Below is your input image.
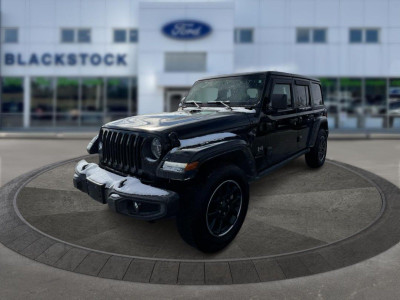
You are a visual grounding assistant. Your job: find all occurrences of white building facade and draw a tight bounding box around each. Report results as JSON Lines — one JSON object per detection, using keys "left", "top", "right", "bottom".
{"left": 1, "top": 0, "right": 400, "bottom": 130}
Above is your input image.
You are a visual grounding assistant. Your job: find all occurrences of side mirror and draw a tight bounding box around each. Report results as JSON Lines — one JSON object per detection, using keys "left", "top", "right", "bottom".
{"left": 270, "top": 94, "right": 287, "bottom": 110}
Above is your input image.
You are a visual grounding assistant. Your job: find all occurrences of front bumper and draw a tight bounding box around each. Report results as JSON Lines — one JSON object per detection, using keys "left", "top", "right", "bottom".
{"left": 73, "top": 160, "right": 179, "bottom": 221}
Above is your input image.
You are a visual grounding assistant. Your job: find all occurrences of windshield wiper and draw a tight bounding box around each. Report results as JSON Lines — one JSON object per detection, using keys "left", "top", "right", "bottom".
{"left": 185, "top": 100, "right": 202, "bottom": 109}
{"left": 207, "top": 101, "right": 233, "bottom": 111}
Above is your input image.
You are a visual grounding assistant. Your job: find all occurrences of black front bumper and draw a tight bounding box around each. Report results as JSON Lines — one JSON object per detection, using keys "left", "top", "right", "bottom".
{"left": 73, "top": 160, "right": 179, "bottom": 221}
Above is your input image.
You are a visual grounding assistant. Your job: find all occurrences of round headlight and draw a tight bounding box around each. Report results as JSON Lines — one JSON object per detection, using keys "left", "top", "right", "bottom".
{"left": 151, "top": 138, "right": 162, "bottom": 159}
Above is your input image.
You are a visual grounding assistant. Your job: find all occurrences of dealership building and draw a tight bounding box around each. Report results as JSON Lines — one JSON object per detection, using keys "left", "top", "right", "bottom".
{"left": 1, "top": 0, "right": 400, "bottom": 130}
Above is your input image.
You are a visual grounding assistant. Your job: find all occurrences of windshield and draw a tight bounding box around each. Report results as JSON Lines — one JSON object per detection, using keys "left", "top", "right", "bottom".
{"left": 184, "top": 74, "right": 266, "bottom": 107}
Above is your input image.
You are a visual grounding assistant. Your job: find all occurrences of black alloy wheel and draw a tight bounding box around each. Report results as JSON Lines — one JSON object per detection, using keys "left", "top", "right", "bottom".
{"left": 318, "top": 135, "right": 327, "bottom": 162}
{"left": 206, "top": 180, "right": 243, "bottom": 237}
{"left": 305, "top": 128, "right": 328, "bottom": 168}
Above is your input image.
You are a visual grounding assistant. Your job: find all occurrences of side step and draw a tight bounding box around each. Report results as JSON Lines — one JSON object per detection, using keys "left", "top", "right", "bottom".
{"left": 253, "top": 149, "right": 310, "bottom": 181}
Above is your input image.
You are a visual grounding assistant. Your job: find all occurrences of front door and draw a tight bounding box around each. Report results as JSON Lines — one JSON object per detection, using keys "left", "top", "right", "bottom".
{"left": 165, "top": 90, "right": 189, "bottom": 112}
{"left": 264, "top": 78, "right": 299, "bottom": 166}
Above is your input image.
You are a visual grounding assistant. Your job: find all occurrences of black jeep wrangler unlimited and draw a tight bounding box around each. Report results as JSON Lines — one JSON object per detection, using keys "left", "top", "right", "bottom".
{"left": 73, "top": 71, "right": 328, "bottom": 253}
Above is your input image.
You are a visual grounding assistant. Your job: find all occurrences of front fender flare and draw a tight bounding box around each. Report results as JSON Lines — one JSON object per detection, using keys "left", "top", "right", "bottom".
{"left": 156, "top": 139, "right": 256, "bottom": 181}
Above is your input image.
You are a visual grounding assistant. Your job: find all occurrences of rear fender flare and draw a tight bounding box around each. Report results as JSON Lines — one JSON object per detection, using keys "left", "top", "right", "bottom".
{"left": 308, "top": 117, "right": 329, "bottom": 148}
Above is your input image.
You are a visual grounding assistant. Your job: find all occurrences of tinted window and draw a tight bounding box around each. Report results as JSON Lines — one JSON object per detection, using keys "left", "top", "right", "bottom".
{"left": 234, "top": 29, "right": 253, "bottom": 43}
{"left": 107, "top": 78, "right": 129, "bottom": 113}
{"left": 114, "top": 29, "right": 126, "bottom": 42}
{"left": 1, "top": 77, "right": 23, "bottom": 113}
{"left": 295, "top": 85, "right": 310, "bottom": 107}
{"left": 296, "top": 28, "right": 310, "bottom": 43}
{"left": 82, "top": 78, "right": 104, "bottom": 112}
{"left": 4, "top": 28, "right": 18, "bottom": 43}
{"left": 129, "top": 29, "right": 138, "bottom": 43}
{"left": 31, "top": 77, "right": 54, "bottom": 113}
{"left": 350, "top": 29, "right": 362, "bottom": 43}
{"left": 272, "top": 84, "right": 292, "bottom": 108}
{"left": 366, "top": 29, "right": 378, "bottom": 43}
{"left": 313, "top": 29, "right": 326, "bottom": 43}
{"left": 56, "top": 77, "right": 79, "bottom": 113}
{"left": 61, "top": 29, "right": 74, "bottom": 42}
{"left": 311, "top": 83, "right": 323, "bottom": 105}
{"left": 78, "top": 29, "right": 91, "bottom": 43}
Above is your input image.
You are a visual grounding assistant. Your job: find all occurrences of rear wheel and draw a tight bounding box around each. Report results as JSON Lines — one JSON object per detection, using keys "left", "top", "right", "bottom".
{"left": 305, "top": 128, "right": 327, "bottom": 168}
{"left": 176, "top": 165, "right": 249, "bottom": 253}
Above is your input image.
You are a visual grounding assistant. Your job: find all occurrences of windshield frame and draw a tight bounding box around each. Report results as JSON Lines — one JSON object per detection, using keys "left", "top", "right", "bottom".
{"left": 182, "top": 73, "right": 267, "bottom": 110}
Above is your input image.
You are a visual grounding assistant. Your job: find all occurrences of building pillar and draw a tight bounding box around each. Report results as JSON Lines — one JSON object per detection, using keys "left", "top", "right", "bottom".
{"left": 23, "top": 76, "right": 30, "bottom": 128}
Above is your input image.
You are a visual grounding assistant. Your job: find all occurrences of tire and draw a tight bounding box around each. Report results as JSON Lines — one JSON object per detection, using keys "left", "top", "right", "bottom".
{"left": 305, "top": 128, "right": 328, "bottom": 168}
{"left": 176, "top": 164, "right": 249, "bottom": 253}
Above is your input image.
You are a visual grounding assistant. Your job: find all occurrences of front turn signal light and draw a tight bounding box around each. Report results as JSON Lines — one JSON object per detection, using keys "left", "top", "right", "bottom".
{"left": 184, "top": 161, "right": 199, "bottom": 171}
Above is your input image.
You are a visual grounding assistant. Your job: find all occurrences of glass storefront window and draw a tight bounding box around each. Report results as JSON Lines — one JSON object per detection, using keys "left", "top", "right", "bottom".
{"left": 339, "top": 78, "right": 362, "bottom": 128}
{"left": 82, "top": 78, "right": 103, "bottom": 112}
{"left": 319, "top": 78, "right": 338, "bottom": 128}
{"left": 365, "top": 78, "right": 386, "bottom": 129}
{"left": 389, "top": 78, "right": 400, "bottom": 129}
{"left": 0, "top": 76, "right": 139, "bottom": 129}
{"left": 1, "top": 77, "right": 23, "bottom": 113}
{"left": 1, "top": 77, "right": 24, "bottom": 128}
{"left": 56, "top": 77, "right": 79, "bottom": 126}
{"left": 81, "top": 78, "right": 104, "bottom": 126}
{"left": 107, "top": 77, "right": 128, "bottom": 114}
{"left": 31, "top": 77, "right": 54, "bottom": 127}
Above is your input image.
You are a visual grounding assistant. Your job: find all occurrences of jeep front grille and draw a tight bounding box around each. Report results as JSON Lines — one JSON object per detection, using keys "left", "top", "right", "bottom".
{"left": 99, "top": 129, "right": 142, "bottom": 175}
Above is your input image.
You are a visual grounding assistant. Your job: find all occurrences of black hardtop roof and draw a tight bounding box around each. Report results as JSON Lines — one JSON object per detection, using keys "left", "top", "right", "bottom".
{"left": 199, "top": 71, "right": 320, "bottom": 83}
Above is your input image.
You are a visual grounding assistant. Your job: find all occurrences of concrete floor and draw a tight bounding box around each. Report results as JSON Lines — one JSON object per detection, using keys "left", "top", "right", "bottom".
{"left": 0, "top": 139, "right": 400, "bottom": 298}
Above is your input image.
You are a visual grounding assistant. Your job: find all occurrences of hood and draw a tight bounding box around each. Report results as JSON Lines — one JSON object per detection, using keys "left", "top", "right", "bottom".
{"left": 103, "top": 109, "right": 253, "bottom": 139}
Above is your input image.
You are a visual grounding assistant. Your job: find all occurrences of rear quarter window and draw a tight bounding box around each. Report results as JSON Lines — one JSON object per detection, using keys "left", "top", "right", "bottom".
{"left": 311, "top": 83, "right": 323, "bottom": 105}
{"left": 295, "top": 85, "right": 310, "bottom": 107}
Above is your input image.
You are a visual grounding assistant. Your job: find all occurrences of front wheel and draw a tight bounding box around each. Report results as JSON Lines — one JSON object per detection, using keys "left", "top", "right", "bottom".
{"left": 305, "top": 128, "right": 328, "bottom": 168}
{"left": 176, "top": 165, "right": 249, "bottom": 253}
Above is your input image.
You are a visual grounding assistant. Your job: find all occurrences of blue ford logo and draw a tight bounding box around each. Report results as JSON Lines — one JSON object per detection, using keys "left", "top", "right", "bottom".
{"left": 162, "top": 20, "right": 212, "bottom": 40}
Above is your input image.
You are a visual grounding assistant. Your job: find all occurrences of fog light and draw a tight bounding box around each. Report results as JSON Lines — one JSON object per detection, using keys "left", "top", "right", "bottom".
{"left": 134, "top": 202, "right": 139, "bottom": 212}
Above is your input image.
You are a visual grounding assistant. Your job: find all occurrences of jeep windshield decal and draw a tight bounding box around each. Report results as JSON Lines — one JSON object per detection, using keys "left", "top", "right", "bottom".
{"left": 184, "top": 74, "right": 266, "bottom": 108}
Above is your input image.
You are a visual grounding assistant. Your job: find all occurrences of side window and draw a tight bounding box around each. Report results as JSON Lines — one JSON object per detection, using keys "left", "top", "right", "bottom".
{"left": 295, "top": 85, "right": 310, "bottom": 107}
{"left": 271, "top": 84, "right": 292, "bottom": 108}
{"left": 311, "top": 83, "right": 323, "bottom": 105}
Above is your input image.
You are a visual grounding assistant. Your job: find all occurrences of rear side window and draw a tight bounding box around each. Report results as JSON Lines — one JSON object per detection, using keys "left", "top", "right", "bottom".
{"left": 271, "top": 84, "right": 292, "bottom": 108}
{"left": 295, "top": 85, "right": 310, "bottom": 107}
{"left": 311, "top": 83, "right": 323, "bottom": 105}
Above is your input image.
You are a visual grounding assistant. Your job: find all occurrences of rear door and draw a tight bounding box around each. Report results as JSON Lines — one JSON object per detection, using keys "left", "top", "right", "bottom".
{"left": 293, "top": 80, "right": 313, "bottom": 150}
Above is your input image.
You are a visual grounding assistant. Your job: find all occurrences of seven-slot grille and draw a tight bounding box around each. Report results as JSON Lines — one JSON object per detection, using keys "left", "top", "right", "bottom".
{"left": 99, "top": 128, "right": 142, "bottom": 175}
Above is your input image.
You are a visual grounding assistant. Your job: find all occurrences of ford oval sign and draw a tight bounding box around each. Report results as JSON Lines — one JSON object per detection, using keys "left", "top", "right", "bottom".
{"left": 162, "top": 20, "right": 212, "bottom": 40}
